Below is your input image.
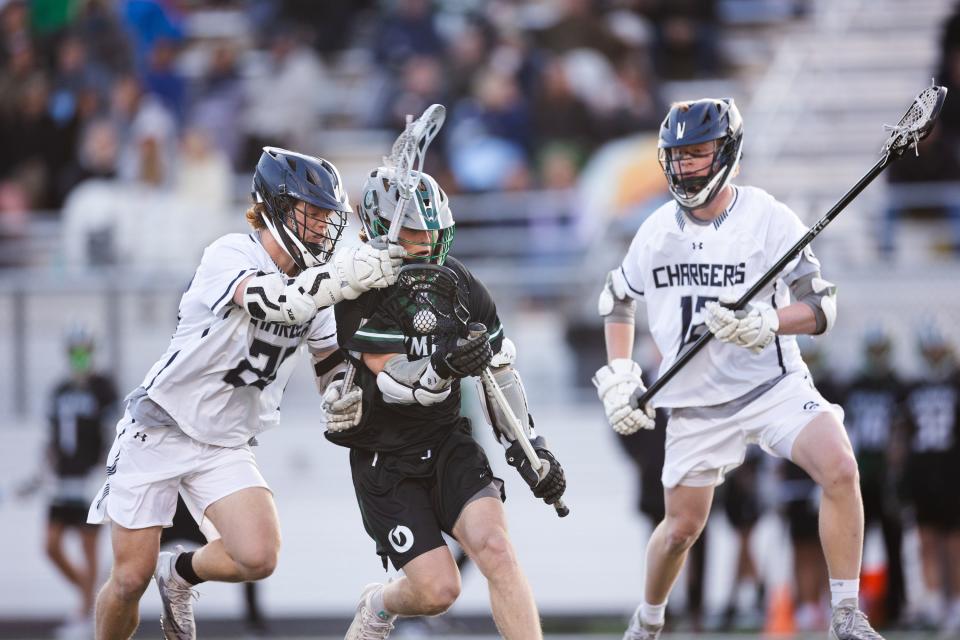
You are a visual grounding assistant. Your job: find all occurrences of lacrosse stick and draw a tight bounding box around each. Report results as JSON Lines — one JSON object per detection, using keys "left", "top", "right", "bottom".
{"left": 472, "top": 332, "right": 571, "bottom": 518}
{"left": 631, "top": 84, "right": 947, "bottom": 412}
{"left": 337, "top": 105, "right": 447, "bottom": 394}
{"left": 384, "top": 264, "right": 569, "bottom": 517}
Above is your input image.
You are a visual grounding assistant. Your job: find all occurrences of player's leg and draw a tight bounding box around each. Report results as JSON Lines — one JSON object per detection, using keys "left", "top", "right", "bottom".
{"left": 944, "top": 529, "right": 960, "bottom": 631}
{"left": 644, "top": 483, "right": 715, "bottom": 608}
{"left": 45, "top": 518, "right": 85, "bottom": 592}
{"left": 344, "top": 447, "right": 454, "bottom": 639}
{"left": 150, "top": 445, "right": 273, "bottom": 639}
{"left": 790, "top": 413, "right": 863, "bottom": 585}
{"left": 790, "top": 412, "right": 887, "bottom": 638}
{"left": 384, "top": 546, "right": 462, "bottom": 615}
{"left": 453, "top": 495, "right": 542, "bottom": 640}
{"left": 917, "top": 526, "right": 945, "bottom": 625}
{"left": 94, "top": 524, "right": 162, "bottom": 640}
{"left": 191, "top": 487, "right": 280, "bottom": 582}
{"left": 79, "top": 524, "right": 101, "bottom": 616}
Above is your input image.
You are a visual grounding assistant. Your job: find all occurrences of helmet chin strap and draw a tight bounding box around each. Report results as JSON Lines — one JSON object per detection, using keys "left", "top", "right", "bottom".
{"left": 258, "top": 212, "right": 315, "bottom": 273}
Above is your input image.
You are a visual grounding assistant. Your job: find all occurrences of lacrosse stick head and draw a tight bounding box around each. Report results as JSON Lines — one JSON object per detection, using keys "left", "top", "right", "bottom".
{"left": 882, "top": 85, "right": 947, "bottom": 158}
{"left": 359, "top": 166, "right": 455, "bottom": 264}
{"left": 382, "top": 104, "right": 446, "bottom": 243}
{"left": 382, "top": 264, "right": 470, "bottom": 352}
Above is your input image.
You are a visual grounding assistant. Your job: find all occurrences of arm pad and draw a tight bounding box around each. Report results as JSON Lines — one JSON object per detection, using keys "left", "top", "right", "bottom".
{"left": 377, "top": 354, "right": 452, "bottom": 406}
{"left": 242, "top": 273, "right": 318, "bottom": 325}
{"left": 477, "top": 365, "right": 534, "bottom": 445}
{"left": 790, "top": 272, "right": 837, "bottom": 334}
{"left": 312, "top": 350, "right": 347, "bottom": 395}
{"left": 598, "top": 268, "right": 637, "bottom": 323}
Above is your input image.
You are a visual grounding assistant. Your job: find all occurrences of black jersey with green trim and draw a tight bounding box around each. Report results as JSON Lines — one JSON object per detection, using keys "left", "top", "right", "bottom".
{"left": 327, "top": 256, "right": 503, "bottom": 453}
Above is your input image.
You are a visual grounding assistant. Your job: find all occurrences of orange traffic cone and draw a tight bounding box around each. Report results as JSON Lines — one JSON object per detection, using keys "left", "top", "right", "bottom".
{"left": 764, "top": 583, "right": 797, "bottom": 635}
{"left": 860, "top": 566, "right": 888, "bottom": 627}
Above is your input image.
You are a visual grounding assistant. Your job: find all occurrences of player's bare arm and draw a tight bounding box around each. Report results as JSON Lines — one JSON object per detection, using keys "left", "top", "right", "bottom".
{"left": 594, "top": 267, "right": 655, "bottom": 434}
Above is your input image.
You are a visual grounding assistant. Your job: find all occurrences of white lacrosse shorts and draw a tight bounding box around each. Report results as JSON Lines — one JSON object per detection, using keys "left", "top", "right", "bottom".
{"left": 87, "top": 410, "right": 269, "bottom": 539}
{"left": 662, "top": 370, "right": 844, "bottom": 489}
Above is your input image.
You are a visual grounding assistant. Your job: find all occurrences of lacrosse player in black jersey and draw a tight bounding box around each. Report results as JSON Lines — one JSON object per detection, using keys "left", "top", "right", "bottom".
{"left": 321, "top": 166, "right": 567, "bottom": 640}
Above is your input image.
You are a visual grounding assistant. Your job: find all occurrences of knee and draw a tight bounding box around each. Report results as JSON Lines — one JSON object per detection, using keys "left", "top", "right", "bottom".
{"left": 819, "top": 453, "right": 860, "bottom": 495}
{"left": 470, "top": 529, "right": 519, "bottom": 579}
{"left": 663, "top": 517, "right": 704, "bottom": 555}
{"left": 111, "top": 563, "right": 154, "bottom": 602}
{"left": 417, "top": 576, "right": 461, "bottom": 615}
{"left": 235, "top": 545, "right": 279, "bottom": 581}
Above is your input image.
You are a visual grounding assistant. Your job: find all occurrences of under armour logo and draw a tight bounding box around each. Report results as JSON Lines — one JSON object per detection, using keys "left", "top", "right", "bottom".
{"left": 132, "top": 431, "right": 147, "bottom": 442}
{"left": 677, "top": 122, "right": 686, "bottom": 139}
{"left": 803, "top": 401, "right": 820, "bottom": 411}
{"left": 389, "top": 525, "right": 414, "bottom": 553}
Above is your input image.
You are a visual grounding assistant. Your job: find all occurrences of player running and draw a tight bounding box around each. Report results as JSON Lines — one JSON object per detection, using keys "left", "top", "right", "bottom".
{"left": 87, "top": 147, "right": 403, "bottom": 640}
{"left": 321, "top": 166, "right": 567, "bottom": 640}
{"left": 594, "top": 98, "right": 884, "bottom": 640}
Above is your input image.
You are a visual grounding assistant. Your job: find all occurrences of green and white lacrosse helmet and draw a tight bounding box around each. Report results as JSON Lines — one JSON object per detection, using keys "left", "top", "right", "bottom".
{"left": 359, "top": 166, "right": 455, "bottom": 265}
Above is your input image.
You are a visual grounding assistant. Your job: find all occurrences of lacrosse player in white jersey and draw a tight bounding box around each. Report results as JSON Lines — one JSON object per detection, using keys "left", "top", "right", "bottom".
{"left": 595, "top": 99, "right": 885, "bottom": 640}
{"left": 87, "top": 147, "right": 404, "bottom": 640}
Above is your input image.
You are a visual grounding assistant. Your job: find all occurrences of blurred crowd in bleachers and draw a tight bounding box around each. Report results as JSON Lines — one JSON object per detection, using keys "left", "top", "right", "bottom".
{"left": 0, "top": 0, "right": 781, "bottom": 269}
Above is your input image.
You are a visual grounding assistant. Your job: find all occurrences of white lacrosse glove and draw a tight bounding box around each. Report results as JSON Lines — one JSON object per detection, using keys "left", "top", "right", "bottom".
{"left": 377, "top": 356, "right": 452, "bottom": 406}
{"left": 592, "top": 359, "right": 656, "bottom": 435}
{"left": 704, "top": 296, "right": 780, "bottom": 354}
{"left": 336, "top": 241, "right": 405, "bottom": 299}
{"left": 322, "top": 382, "right": 363, "bottom": 432}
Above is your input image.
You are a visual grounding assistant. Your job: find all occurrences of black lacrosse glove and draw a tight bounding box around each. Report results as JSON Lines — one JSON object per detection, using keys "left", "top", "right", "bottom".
{"left": 430, "top": 330, "right": 492, "bottom": 379}
{"left": 505, "top": 436, "right": 567, "bottom": 505}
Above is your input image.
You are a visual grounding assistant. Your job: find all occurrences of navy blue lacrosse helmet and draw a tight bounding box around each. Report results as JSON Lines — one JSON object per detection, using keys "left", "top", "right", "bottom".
{"left": 252, "top": 147, "right": 352, "bottom": 270}
{"left": 658, "top": 98, "right": 743, "bottom": 210}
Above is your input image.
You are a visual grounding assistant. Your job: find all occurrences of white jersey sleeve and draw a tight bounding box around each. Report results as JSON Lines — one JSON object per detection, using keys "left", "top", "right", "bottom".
{"left": 619, "top": 231, "right": 649, "bottom": 300}
{"left": 194, "top": 235, "right": 263, "bottom": 317}
{"left": 139, "top": 233, "right": 322, "bottom": 446}
{"left": 306, "top": 307, "right": 338, "bottom": 355}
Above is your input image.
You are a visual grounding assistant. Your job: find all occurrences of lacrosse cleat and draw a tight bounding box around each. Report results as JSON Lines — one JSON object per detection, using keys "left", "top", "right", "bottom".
{"left": 154, "top": 546, "right": 197, "bottom": 640}
{"left": 345, "top": 583, "right": 396, "bottom": 640}
{"left": 623, "top": 608, "right": 664, "bottom": 640}
{"left": 829, "top": 600, "right": 885, "bottom": 640}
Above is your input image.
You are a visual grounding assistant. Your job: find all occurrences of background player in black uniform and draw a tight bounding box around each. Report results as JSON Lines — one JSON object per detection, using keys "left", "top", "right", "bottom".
{"left": 321, "top": 166, "right": 567, "bottom": 640}
{"left": 901, "top": 321, "right": 960, "bottom": 632}
{"left": 842, "top": 327, "right": 907, "bottom": 627}
{"left": 37, "top": 326, "right": 117, "bottom": 635}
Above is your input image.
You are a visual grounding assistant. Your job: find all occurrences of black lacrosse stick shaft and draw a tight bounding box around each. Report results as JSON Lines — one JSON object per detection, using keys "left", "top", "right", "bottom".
{"left": 633, "top": 155, "right": 890, "bottom": 410}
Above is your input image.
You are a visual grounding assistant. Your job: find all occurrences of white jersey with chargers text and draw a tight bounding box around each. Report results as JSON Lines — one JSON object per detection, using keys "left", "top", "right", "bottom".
{"left": 140, "top": 233, "right": 337, "bottom": 447}
{"left": 620, "top": 185, "right": 819, "bottom": 409}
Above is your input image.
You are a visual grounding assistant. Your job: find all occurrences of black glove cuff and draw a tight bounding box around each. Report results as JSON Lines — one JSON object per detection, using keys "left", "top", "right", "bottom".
{"left": 430, "top": 350, "right": 454, "bottom": 379}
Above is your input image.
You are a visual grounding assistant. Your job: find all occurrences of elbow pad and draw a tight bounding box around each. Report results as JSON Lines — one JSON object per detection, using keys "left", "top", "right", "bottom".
{"left": 477, "top": 365, "right": 533, "bottom": 445}
{"left": 598, "top": 268, "right": 636, "bottom": 323}
{"left": 242, "top": 273, "right": 319, "bottom": 325}
{"left": 790, "top": 273, "right": 838, "bottom": 334}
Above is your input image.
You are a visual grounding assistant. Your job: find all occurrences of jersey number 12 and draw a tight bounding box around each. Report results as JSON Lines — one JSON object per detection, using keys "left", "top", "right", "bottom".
{"left": 678, "top": 295, "right": 718, "bottom": 355}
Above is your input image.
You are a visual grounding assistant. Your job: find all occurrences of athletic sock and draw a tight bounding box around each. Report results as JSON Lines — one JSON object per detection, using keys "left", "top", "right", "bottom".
{"left": 640, "top": 600, "right": 667, "bottom": 626}
{"left": 829, "top": 578, "right": 859, "bottom": 608}
{"left": 369, "top": 584, "right": 395, "bottom": 621}
{"left": 175, "top": 551, "right": 206, "bottom": 586}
